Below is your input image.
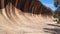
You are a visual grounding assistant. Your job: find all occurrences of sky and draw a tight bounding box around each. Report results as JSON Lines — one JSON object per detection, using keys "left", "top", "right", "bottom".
{"left": 40, "top": 0, "right": 57, "bottom": 11}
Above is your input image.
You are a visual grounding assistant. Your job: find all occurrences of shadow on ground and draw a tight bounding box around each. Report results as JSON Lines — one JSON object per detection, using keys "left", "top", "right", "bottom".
{"left": 43, "top": 24, "right": 60, "bottom": 34}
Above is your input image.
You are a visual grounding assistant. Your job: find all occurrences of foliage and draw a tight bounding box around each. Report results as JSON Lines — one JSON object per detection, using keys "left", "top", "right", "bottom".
{"left": 54, "top": 11, "right": 60, "bottom": 23}
{"left": 54, "top": 11, "right": 60, "bottom": 18}
{"left": 54, "top": 0, "right": 60, "bottom": 23}
{"left": 54, "top": 0, "right": 60, "bottom": 7}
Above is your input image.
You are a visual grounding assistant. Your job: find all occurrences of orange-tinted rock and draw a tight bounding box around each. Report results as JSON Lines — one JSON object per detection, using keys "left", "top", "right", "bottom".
{"left": 0, "top": 0, "right": 53, "bottom": 16}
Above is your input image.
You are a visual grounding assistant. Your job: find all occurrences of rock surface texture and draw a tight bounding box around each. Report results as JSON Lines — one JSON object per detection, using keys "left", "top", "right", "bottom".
{"left": 0, "top": 0, "right": 57, "bottom": 34}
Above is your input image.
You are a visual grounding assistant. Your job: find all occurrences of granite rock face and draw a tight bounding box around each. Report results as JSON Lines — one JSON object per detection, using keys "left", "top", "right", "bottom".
{"left": 0, "top": 0, "right": 56, "bottom": 34}
{"left": 0, "top": 0, "right": 53, "bottom": 16}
